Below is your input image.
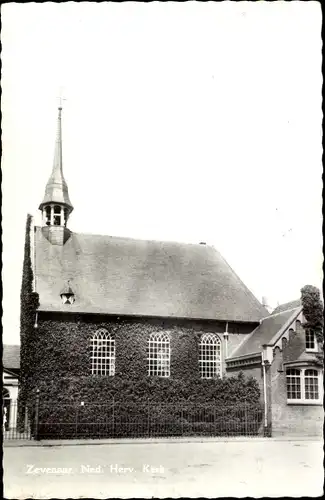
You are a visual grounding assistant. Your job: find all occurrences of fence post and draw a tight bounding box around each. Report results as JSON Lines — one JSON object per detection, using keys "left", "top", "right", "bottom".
{"left": 105, "top": 403, "right": 108, "bottom": 437}
{"left": 112, "top": 398, "right": 115, "bottom": 437}
{"left": 244, "top": 402, "right": 248, "bottom": 435}
{"left": 24, "top": 406, "right": 29, "bottom": 434}
{"left": 75, "top": 404, "right": 79, "bottom": 438}
{"left": 34, "top": 389, "right": 40, "bottom": 441}
{"left": 147, "top": 399, "right": 150, "bottom": 437}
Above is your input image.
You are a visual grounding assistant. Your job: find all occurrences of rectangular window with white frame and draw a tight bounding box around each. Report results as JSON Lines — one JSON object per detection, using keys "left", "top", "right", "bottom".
{"left": 305, "top": 329, "right": 318, "bottom": 352}
{"left": 286, "top": 368, "right": 322, "bottom": 404}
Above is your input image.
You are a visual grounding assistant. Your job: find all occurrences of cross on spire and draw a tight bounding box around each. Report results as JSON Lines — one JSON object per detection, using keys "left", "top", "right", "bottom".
{"left": 57, "top": 87, "right": 66, "bottom": 109}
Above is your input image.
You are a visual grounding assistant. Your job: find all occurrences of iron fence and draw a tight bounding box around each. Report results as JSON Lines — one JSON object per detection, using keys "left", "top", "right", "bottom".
{"left": 3, "top": 397, "right": 265, "bottom": 440}
{"left": 35, "top": 400, "right": 264, "bottom": 440}
{"left": 3, "top": 401, "right": 31, "bottom": 440}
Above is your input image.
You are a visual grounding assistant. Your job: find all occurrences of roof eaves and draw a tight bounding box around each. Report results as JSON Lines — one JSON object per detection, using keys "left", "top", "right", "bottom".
{"left": 226, "top": 351, "right": 261, "bottom": 362}
{"left": 36, "top": 306, "right": 262, "bottom": 323}
{"left": 283, "top": 359, "right": 320, "bottom": 368}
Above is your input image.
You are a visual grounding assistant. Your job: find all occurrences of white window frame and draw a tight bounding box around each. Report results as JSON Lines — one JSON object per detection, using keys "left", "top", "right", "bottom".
{"left": 147, "top": 332, "right": 170, "bottom": 378}
{"left": 286, "top": 367, "right": 323, "bottom": 405}
{"left": 305, "top": 329, "right": 318, "bottom": 353}
{"left": 199, "top": 333, "right": 222, "bottom": 379}
{"left": 53, "top": 205, "right": 62, "bottom": 226}
{"left": 90, "top": 329, "right": 115, "bottom": 376}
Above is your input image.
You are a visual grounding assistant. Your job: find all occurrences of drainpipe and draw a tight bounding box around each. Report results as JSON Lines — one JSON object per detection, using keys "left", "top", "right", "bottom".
{"left": 223, "top": 322, "right": 229, "bottom": 359}
{"left": 261, "top": 351, "right": 268, "bottom": 432}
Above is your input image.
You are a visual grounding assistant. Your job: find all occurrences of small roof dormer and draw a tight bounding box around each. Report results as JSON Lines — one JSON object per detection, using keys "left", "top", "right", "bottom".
{"left": 60, "top": 281, "right": 75, "bottom": 305}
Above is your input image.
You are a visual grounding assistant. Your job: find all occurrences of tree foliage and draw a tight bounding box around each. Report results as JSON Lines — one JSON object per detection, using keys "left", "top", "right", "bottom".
{"left": 18, "top": 214, "right": 39, "bottom": 421}
{"left": 300, "top": 285, "right": 323, "bottom": 345}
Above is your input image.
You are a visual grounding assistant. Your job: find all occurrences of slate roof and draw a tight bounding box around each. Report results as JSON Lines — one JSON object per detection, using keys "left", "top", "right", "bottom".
{"left": 272, "top": 299, "right": 301, "bottom": 315}
{"left": 229, "top": 307, "right": 301, "bottom": 358}
{"left": 3, "top": 345, "right": 20, "bottom": 370}
{"left": 34, "top": 227, "right": 268, "bottom": 322}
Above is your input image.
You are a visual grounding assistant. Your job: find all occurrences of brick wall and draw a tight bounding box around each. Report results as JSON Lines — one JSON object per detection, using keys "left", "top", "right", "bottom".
{"left": 225, "top": 318, "right": 324, "bottom": 438}
{"left": 41, "top": 226, "right": 71, "bottom": 245}
{"left": 282, "top": 320, "right": 306, "bottom": 363}
{"left": 271, "top": 342, "right": 323, "bottom": 437}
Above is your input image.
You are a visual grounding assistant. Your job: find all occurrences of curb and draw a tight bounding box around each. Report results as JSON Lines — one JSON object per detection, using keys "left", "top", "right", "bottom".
{"left": 4, "top": 436, "right": 322, "bottom": 448}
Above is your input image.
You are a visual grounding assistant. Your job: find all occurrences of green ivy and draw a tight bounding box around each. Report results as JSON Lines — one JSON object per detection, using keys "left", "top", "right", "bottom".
{"left": 301, "top": 285, "right": 324, "bottom": 344}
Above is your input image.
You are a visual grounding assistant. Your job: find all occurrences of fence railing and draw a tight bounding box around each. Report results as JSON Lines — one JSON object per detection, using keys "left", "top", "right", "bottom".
{"left": 34, "top": 400, "right": 264, "bottom": 440}
{"left": 3, "top": 398, "right": 265, "bottom": 441}
{"left": 3, "top": 401, "right": 31, "bottom": 440}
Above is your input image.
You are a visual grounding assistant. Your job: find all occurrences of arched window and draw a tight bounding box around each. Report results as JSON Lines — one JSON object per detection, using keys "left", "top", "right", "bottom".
{"left": 90, "top": 329, "right": 115, "bottom": 376}
{"left": 286, "top": 368, "right": 322, "bottom": 403}
{"left": 199, "top": 333, "right": 221, "bottom": 379}
{"left": 148, "top": 332, "right": 170, "bottom": 377}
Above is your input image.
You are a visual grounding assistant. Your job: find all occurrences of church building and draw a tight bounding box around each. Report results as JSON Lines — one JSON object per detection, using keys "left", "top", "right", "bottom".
{"left": 20, "top": 105, "right": 271, "bottom": 438}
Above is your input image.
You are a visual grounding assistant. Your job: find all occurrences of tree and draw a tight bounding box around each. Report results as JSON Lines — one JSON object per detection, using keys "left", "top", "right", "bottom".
{"left": 300, "top": 285, "right": 324, "bottom": 354}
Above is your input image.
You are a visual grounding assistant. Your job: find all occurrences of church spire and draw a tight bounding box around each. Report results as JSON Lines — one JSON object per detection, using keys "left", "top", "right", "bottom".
{"left": 39, "top": 105, "right": 73, "bottom": 212}
{"left": 39, "top": 103, "right": 73, "bottom": 245}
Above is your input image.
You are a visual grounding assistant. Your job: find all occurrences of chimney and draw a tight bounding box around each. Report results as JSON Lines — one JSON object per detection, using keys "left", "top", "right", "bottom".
{"left": 262, "top": 296, "right": 272, "bottom": 314}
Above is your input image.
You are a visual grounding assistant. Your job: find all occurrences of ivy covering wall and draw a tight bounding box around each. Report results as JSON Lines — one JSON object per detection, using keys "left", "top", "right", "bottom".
{"left": 301, "top": 284, "right": 324, "bottom": 366}
{"left": 24, "top": 313, "right": 260, "bottom": 407}
{"left": 301, "top": 285, "right": 324, "bottom": 344}
{"left": 19, "top": 216, "right": 39, "bottom": 403}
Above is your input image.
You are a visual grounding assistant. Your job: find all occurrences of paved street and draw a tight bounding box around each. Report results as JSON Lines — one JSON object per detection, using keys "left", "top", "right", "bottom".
{"left": 4, "top": 438, "right": 324, "bottom": 498}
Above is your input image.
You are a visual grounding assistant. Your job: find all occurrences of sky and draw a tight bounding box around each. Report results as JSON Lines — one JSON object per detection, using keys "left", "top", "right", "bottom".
{"left": 1, "top": 2, "right": 323, "bottom": 345}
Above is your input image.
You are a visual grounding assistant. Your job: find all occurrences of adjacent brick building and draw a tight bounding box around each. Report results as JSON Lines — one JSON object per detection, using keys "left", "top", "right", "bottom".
{"left": 227, "top": 301, "right": 324, "bottom": 437}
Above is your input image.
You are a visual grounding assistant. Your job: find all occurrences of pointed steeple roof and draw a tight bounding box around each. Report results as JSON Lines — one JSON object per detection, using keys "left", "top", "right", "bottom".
{"left": 39, "top": 106, "right": 73, "bottom": 211}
